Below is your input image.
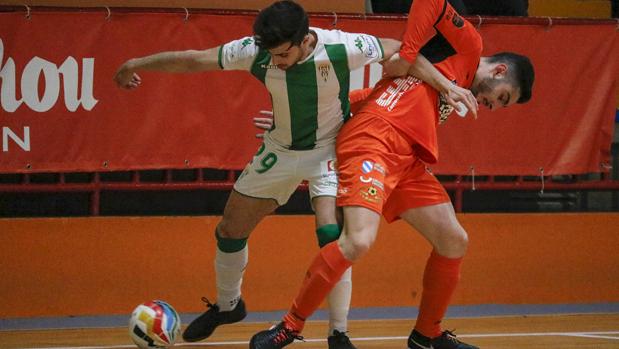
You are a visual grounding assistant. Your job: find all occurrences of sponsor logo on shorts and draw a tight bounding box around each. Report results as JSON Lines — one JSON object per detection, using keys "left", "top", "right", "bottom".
{"left": 360, "top": 186, "right": 380, "bottom": 203}
{"left": 371, "top": 178, "right": 384, "bottom": 190}
{"left": 361, "top": 160, "right": 374, "bottom": 174}
{"left": 359, "top": 176, "right": 384, "bottom": 190}
{"left": 360, "top": 176, "right": 373, "bottom": 183}
{"left": 324, "top": 180, "right": 338, "bottom": 188}
{"left": 338, "top": 187, "right": 349, "bottom": 195}
{"left": 327, "top": 159, "right": 337, "bottom": 172}
{"left": 322, "top": 159, "right": 338, "bottom": 179}
{"left": 374, "top": 163, "right": 386, "bottom": 175}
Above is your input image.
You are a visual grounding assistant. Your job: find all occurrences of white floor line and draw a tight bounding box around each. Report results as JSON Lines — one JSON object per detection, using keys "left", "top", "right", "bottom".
{"left": 560, "top": 333, "right": 619, "bottom": 340}
{"left": 13, "top": 331, "right": 619, "bottom": 349}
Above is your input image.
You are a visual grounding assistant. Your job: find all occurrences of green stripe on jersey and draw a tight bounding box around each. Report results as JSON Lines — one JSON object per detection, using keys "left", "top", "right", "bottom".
{"left": 325, "top": 44, "right": 351, "bottom": 122}
{"left": 377, "top": 39, "right": 385, "bottom": 60}
{"left": 250, "top": 49, "right": 271, "bottom": 83}
{"left": 286, "top": 58, "right": 318, "bottom": 150}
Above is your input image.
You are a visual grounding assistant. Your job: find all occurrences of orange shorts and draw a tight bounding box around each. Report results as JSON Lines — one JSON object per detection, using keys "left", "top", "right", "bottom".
{"left": 336, "top": 113, "right": 450, "bottom": 223}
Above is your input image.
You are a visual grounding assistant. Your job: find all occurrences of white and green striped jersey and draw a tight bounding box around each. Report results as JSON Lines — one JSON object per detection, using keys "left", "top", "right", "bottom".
{"left": 218, "top": 27, "right": 384, "bottom": 150}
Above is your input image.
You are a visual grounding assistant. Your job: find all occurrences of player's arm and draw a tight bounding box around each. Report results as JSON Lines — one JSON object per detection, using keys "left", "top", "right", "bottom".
{"left": 114, "top": 47, "right": 221, "bottom": 89}
{"left": 378, "top": 38, "right": 402, "bottom": 62}
{"left": 383, "top": 0, "right": 448, "bottom": 77}
{"left": 406, "top": 53, "right": 478, "bottom": 117}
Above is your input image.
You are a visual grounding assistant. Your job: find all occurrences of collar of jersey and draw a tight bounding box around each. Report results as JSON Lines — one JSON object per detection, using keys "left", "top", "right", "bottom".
{"left": 296, "top": 27, "right": 321, "bottom": 65}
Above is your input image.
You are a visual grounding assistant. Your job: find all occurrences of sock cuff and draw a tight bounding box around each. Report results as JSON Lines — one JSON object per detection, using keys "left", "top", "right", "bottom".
{"left": 215, "top": 230, "right": 248, "bottom": 253}
{"left": 283, "top": 311, "right": 306, "bottom": 333}
{"left": 316, "top": 224, "right": 342, "bottom": 247}
{"left": 429, "top": 250, "right": 463, "bottom": 267}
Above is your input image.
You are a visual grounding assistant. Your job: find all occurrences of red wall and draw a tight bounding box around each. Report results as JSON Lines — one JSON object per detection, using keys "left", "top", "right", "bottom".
{"left": 1, "top": 213, "right": 618, "bottom": 317}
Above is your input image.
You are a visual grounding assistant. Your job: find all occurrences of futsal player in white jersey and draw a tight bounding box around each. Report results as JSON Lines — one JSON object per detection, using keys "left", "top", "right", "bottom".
{"left": 114, "top": 1, "right": 470, "bottom": 348}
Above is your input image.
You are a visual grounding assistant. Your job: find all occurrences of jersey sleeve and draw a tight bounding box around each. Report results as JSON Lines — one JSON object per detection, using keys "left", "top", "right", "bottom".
{"left": 218, "top": 36, "right": 261, "bottom": 71}
{"left": 399, "top": 0, "right": 450, "bottom": 64}
{"left": 349, "top": 88, "right": 374, "bottom": 115}
{"left": 337, "top": 31, "right": 385, "bottom": 70}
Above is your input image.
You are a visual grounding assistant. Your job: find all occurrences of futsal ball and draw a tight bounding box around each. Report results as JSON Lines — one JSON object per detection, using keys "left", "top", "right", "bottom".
{"left": 129, "top": 300, "right": 181, "bottom": 349}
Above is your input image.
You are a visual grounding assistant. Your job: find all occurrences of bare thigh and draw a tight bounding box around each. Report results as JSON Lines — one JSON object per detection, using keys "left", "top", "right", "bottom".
{"left": 312, "top": 196, "right": 342, "bottom": 228}
{"left": 338, "top": 206, "right": 381, "bottom": 261}
{"left": 218, "top": 190, "right": 279, "bottom": 239}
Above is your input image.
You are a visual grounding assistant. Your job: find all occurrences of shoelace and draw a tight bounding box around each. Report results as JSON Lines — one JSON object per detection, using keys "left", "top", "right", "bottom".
{"left": 333, "top": 331, "right": 352, "bottom": 344}
{"left": 273, "top": 326, "right": 304, "bottom": 345}
{"left": 200, "top": 297, "right": 217, "bottom": 310}
{"left": 443, "top": 330, "right": 461, "bottom": 344}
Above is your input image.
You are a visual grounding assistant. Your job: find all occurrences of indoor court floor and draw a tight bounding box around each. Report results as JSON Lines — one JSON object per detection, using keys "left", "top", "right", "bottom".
{"left": 2, "top": 311, "right": 618, "bottom": 349}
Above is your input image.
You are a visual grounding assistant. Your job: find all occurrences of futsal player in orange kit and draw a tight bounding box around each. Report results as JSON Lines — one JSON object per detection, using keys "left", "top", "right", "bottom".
{"left": 250, "top": 0, "right": 535, "bottom": 348}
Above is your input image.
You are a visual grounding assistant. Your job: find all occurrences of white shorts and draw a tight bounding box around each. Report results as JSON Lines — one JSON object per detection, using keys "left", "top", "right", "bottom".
{"left": 234, "top": 137, "right": 338, "bottom": 206}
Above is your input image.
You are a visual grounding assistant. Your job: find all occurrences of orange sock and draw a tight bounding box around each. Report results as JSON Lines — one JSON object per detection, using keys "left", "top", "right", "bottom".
{"left": 283, "top": 242, "right": 353, "bottom": 332}
{"left": 414, "top": 250, "right": 462, "bottom": 338}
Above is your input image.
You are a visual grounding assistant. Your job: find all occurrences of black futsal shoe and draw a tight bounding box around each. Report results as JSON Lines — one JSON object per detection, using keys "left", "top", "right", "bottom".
{"left": 249, "top": 321, "right": 303, "bottom": 349}
{"left": 182, "top": 297, "right": 246, "bottom": 342}
{"left": 408, "top": 329, "right": 479, "bottom": 349}
{"left": 328, "top": 330, "right": 358, "bottom": 349}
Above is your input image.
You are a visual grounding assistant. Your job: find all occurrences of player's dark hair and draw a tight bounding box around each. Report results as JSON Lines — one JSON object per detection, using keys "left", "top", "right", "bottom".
{"left": 253, "top": 1, "right": 309, "bottom": 49}
{"left": 488, "top": 52, "right": 535, "bottom": 104}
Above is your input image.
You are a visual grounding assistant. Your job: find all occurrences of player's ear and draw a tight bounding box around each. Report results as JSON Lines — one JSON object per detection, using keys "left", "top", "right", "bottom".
{"left": 301, "top": 33, "right": 311, "bottom": 46}
{"left": 492, "top": 63, "right": 508, "bottom": 79}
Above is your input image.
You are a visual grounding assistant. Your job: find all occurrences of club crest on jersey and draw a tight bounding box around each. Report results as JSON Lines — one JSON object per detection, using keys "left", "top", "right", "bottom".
{"left": 318, "top": 64, "right": 331, "bottom": 82}
{"left": 445, "top": 8, "right": 465, "bottom": 28}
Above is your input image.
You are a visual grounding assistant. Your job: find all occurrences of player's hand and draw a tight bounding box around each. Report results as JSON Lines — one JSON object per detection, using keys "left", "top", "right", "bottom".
{"left": 254, "top": 110, "right": 274, "bottom": 138}
{"left": 381, "top": 54, "right": 412, "bottom": 78}
{"left": 114, "top": 62, "right": 142, "bottom": 90}
{"left": 442, "top": 84, "right": 478, "bottom": 119}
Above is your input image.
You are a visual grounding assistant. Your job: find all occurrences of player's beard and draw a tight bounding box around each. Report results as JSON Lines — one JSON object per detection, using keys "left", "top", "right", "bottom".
{"left": 471, "top": 76, "right": 498, "bottom": 97}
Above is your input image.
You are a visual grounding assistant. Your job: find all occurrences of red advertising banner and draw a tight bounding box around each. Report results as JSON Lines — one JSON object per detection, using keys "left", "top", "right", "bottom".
{"left": 0, "top": 10, "right": 617, "bottom": 175}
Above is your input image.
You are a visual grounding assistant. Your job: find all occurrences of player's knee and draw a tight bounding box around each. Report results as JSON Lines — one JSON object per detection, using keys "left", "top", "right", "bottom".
{"left": 341, "top": 231, "right": 375, "bottom": 261}
{"left": 348, "top": 239, "right": 373, "bottom": 260}
{"left": 436, "top": 223, "right": 469, "bottom": 257}
{"left": 216, "top": 220, "right": 247, "bottom": 239}
{"left": 214, "top": 225, "right": 248, "bottom": 253}
{"left": 450, "top": 228, "right": 469, "bottom": 255}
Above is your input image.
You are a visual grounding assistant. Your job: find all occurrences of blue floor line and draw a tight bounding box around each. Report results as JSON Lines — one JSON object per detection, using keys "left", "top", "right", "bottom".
{"left": 1, "top": 303, "right": 618, "bottom": 331}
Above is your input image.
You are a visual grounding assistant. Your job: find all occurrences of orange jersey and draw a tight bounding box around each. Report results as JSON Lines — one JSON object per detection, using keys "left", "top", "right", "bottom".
{"left": 359, "top": 0, "right": 482, "bottom": 164}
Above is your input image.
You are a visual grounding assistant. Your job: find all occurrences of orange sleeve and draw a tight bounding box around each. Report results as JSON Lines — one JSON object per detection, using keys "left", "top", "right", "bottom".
{"left": 434, "top": 6, "right": 482, "bottom": 56}
{"left": 399, "top": 0, "right": 447, "bottom": 64}
{"left": 349, "top": 88, "right": 373, "bottom": 105}
{"left": 349, "top": 88, "right": 374, "bottom": 115}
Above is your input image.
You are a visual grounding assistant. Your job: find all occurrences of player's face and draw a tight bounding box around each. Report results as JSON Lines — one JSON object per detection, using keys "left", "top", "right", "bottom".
{"left": 472, "top": 77, "right": 521, "bottom": 111}
{"left": 269, "top": 41, "right": 304, "bottom": 70}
